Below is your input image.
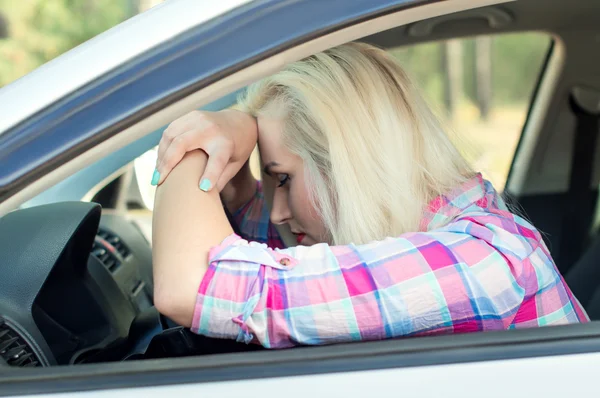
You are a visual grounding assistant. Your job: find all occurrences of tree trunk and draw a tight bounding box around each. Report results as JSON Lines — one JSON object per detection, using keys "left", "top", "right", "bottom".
{"left": 442, "top": 40, "right": 463, "bottom": 120}
{"left": 0, "top": 12, "right": 7, "bottom": 39}
{"left": 475, "top": 36, "right": 492, "bottom": 120}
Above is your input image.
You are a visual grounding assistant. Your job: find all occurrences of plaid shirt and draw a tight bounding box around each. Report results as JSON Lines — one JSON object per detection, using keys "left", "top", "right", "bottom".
{"left": 231, "top": 181, "right": 286, "bottom": 249}
{"left": 192, "top": 174, "right": 589, "bottom": 348}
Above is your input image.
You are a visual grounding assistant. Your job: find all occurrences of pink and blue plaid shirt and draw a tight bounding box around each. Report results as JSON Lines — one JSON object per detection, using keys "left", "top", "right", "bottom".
{"left": 192, "top": 175, "right": 589, "bottom": 348}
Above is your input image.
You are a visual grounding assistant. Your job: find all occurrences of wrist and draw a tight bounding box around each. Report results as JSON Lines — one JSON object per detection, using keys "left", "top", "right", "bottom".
{"left": 222, "top": 108, "right": 258, "bottom": 147}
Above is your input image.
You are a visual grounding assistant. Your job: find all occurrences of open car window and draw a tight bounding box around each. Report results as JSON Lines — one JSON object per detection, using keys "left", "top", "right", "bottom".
{"left": 125, "top": 31, "right": 552, "bottom": 219}
{"left": 390, "top": 32, "right": 552, "bottom": 191}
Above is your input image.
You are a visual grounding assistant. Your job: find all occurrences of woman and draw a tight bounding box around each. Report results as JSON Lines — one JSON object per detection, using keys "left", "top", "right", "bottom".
{"left": 151, "top": 42, "right": 588, "bottom": 348}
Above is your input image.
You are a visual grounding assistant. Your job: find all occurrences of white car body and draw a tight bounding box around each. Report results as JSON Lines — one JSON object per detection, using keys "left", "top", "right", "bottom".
{"left": 1, "top": 0, "right": 599, "bottom": 396}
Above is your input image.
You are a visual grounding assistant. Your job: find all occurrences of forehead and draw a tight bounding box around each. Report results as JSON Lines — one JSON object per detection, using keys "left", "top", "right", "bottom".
{"left": 257, "top": 116, "right": 286, "bottom": 160}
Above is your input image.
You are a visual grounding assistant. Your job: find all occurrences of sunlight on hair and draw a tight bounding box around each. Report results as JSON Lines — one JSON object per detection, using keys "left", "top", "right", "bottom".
{"left": 238, "top": 42, "right": 474, "bottom": 245}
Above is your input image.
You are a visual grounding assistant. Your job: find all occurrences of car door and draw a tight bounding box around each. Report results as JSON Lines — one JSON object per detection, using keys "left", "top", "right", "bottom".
{"left": 1, "top": 0, "right": 600, "bottom": 397}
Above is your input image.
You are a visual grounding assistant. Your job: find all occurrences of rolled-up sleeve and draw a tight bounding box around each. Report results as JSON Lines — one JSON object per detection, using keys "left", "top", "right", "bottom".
{"left": 191, "top": 212, "right": 586, "bottom": 348}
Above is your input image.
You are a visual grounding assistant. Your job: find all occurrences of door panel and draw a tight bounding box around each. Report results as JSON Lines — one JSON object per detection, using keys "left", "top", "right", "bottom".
{"left": 6, "top": 352, "right": 600, "bottom": 397}
{"left": 2, "top": 322, "right": 600, "bottom": 396}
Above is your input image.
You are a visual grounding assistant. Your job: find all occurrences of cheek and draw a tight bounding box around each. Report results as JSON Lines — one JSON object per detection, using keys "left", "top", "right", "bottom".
{"left": 289, "top": 183, "right": 313, "bottom": 222}
{"left": 289, "top": 174, "right": 325, "bottom": 235}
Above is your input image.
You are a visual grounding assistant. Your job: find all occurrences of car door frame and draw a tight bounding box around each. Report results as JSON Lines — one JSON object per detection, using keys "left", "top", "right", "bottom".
{"left": 1, "top": 0, "right": 600, "bottom": 396}
{"left": 1, "top": 323, "right": 600, "bottom": 396}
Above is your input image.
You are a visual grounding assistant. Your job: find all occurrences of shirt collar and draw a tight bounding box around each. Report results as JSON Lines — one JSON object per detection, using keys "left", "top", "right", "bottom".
{"left": 419, "top": 173, "right": 504, "bottom": 231}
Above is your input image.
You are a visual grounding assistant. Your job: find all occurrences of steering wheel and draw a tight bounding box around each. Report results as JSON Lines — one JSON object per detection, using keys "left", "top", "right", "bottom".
{"left": 122, "top": 307, "right": 262, "bottom": 361}
{"left": 118, "top": 202, "right": 252, "bottom": 361}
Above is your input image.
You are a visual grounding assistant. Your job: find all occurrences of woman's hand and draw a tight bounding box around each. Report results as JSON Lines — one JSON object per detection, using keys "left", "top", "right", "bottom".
{"left": 153, "top": 109, "right": 258, "bottom": 192}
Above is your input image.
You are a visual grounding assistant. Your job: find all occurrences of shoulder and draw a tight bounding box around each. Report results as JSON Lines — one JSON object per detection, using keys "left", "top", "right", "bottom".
{"left": 449, "top": 203, "right": 546, "bottom": 261}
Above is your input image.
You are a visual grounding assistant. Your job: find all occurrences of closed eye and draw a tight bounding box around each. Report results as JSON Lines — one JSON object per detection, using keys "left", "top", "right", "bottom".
{"left": 277, "top": 174, "right": 290, "bottom": 187}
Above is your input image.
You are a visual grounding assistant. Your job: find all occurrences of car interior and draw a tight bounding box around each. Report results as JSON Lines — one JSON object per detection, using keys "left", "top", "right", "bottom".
{"left": 2, "top": 0, "right": 600, "bottom": 370}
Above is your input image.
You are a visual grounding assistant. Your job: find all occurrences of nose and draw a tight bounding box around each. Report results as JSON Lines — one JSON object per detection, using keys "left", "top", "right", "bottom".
{"left": 270, "top": 187, "right": 292, "bottom": 225}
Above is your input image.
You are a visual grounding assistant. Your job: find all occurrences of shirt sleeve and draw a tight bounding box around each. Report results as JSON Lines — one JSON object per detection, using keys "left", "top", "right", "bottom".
{"left": 232, "top": 181, "right": 285, "bottom": 249}
{"left": 191, "top": 210, "right": 585, "bottom": 348}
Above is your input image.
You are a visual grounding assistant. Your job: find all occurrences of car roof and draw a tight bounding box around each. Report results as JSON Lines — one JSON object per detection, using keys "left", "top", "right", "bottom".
{"left": 0, "top": 0, "right": 251, "bottom": 135}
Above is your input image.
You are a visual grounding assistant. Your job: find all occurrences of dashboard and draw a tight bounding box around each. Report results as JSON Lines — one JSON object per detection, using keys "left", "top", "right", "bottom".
{"left": 0, "top": 201, "right": 260, "bottom": 368}
{"left": 0, "top": 202, "right": 153, "bottom": 366}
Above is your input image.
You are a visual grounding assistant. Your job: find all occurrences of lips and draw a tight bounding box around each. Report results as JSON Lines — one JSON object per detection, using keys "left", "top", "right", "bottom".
{"left": 294, "top": 233, "right": 306, "bottom": 244}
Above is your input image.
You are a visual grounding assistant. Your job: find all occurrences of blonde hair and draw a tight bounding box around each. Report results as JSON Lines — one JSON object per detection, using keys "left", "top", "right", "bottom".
{"left": 238, "top": 42, "right": 473, "bottom": 245}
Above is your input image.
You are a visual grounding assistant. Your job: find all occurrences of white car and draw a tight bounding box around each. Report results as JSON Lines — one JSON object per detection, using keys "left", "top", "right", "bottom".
{"left": 0, "top": 0, "right": 599, "bottom": 396}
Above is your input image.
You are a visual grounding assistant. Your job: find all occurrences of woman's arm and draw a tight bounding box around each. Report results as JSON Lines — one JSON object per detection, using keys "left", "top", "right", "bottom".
{"left": 152, "top": 150, "right": 233, "bottom": 327}
{"left": 191, "top": 212, "right": 587, "bottom": 348}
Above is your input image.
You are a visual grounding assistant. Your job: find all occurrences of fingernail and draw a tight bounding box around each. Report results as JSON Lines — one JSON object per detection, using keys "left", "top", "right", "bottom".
{"left": 199, "top": 178, "right": 211, "bottom": 192}
{"left": 151, "top": 169, "right": 160, "bottom": 186}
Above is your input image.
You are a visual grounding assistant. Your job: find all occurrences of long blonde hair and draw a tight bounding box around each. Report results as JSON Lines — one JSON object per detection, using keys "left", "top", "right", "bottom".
{"left": 238, "top": 42, "right": 472, "bottom": 245}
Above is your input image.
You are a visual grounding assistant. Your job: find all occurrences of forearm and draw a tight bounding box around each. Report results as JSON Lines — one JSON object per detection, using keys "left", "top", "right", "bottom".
{"left": 152, "top": 150, "right": 233, "bottom": 326}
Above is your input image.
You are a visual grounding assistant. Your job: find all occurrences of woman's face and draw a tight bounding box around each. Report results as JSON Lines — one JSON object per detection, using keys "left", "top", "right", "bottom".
{"left": 257, "top": 116, "right": 327, "bottom": 245}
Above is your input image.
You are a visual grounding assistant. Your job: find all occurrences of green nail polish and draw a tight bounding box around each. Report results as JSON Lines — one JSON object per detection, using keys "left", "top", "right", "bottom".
{"left": 199, "top": 178, "right": 211, "bottom": 192}
{"left": 151, "top": 169, "right": 160, "bottom": 186}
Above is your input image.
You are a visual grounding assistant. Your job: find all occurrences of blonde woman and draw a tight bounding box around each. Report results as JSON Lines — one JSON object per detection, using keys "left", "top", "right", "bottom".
{"left": 151, "top": 43, "right": 588, "bottom": 348}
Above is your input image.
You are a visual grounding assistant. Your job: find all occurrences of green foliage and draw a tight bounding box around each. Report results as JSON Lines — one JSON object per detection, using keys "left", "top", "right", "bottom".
{"left": 389, "top": 32, "right": 552, "bottom": 108}
{"left": 490, "top": 33, "right": 551, "bottom": 104}
{"left": 0, "top": 0, "right": 133, "bottom": 86}
{"left": 390, "top": 41, "right": 445, "bottom": 108}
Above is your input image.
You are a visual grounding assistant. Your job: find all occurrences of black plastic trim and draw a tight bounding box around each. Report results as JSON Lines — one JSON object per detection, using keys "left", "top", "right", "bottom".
{"left": 505, "top": 39, "right": 556, "bottom": 189}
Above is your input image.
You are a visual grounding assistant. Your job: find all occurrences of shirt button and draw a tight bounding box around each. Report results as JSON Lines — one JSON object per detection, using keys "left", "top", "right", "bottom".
{"left": 279, "top": 257, "right": 291, "bottom": 266}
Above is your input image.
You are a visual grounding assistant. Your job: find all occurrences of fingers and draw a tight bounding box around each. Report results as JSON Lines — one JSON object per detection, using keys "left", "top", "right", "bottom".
{"left": 153, "top": 110, "right": 243, "bottom": 191}
{"left": 198, "top": 138, "right": 233, "bottom": 192}
{"left": 156, "top": 112, "right": 197, "bottom": 162}
{"left": 154, "top": 111, "right": 212, "bottom": 184}
{"left": 156, "top": 128, "right": 206, "bottom": 185}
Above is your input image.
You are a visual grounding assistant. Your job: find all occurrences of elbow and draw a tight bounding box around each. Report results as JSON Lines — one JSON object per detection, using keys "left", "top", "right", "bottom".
{"left": 153, "top": 281, "right": 196, "bottom": 328}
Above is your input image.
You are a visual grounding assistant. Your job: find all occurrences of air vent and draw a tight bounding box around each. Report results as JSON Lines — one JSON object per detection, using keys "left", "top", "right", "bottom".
{"left": 0, "top": 321, "right": 41, "bottom": 367}
{"left": 97, "top": 229, "right": 130, "bottom": 258}
{"left": 91, "top": 241, "right": 121, "bottom": 272}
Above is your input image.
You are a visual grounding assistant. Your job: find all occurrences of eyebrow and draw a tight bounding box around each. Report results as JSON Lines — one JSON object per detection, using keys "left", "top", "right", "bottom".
{"left": 262, "top": 161, "right": 281, "bottom": 176}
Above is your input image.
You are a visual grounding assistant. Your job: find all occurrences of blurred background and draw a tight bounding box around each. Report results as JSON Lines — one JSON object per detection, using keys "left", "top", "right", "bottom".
{"left": 0, "top": 0, "right": 162, "bottom": 86}
{"left": 0, "top": 0, "right": 551, "bottom": 192}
